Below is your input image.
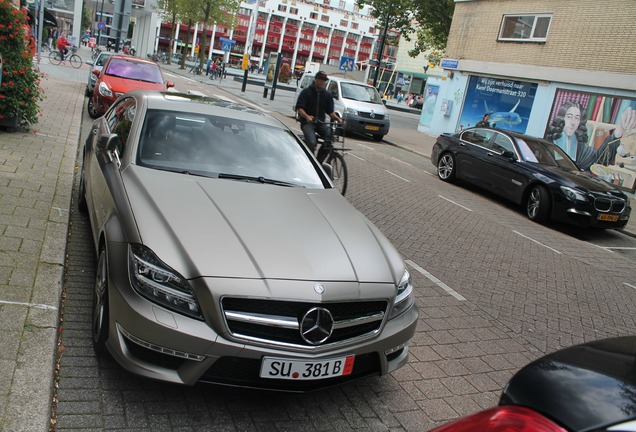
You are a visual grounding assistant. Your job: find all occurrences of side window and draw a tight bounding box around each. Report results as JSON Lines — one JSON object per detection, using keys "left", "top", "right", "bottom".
{"left": 460, "top": 129, "right": 492, "bottom": 148}
{"left": 492, "top": 133, "right": 515, "bottom": 154}
{"left": 327, "top": 81, "right": 338, "bottom": 98}
{"left": 108, "top": 98, "right": 136, "bottom": 153}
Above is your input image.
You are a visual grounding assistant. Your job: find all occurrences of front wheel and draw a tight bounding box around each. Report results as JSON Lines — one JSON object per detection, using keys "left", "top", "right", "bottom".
{"left": 325, "top": 152, "right": 348, "bottom": 196}
{"left": 87, "top": 97, "right": 100, "bottom": 119}
{"left": 92, "top": 246, "right": 110, "bottom": 353}
{"left": 526, "top": 185, "right": 551, "bottom": 223}
{"left": 437, "top": 152, "right": 456, "bottom": 182}
{"left": 69, "top": 54, "right": 82, "bottom": 69}
{"left": 49, "top": 51, "right": 62, "bottom": 65}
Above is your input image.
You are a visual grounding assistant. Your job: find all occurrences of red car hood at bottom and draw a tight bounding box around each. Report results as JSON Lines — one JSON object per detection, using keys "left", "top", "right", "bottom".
{"left": 121, "top": 166, "right": 404, "bottom": 284}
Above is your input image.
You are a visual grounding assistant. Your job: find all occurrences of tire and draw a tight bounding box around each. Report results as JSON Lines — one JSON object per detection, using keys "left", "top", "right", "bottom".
{"left": 87, "top": 97, "right": 100, "bottom": 119}
{"left": 69, "top": 54, "right": 82, "bottom": 69}
{"left": 325, "top": 152, "right": 348, "bottom": 196}
{"left": 526, "top": 185, "right": 551, "bottom": 223}
{"left": 92, "top": 246, "right": 109, "bottom": 353}
{"left": 130, "top": 49, "right": 136, "bottom": 56}
{"left": 49, "top": 51, "right": 61, "bottom": 65}
{"left": 372, "top": 134, "right": 383, "bottom": 142}
{"left": 437, "top": 152, "right": 456, "bottom": 182}
{"left": 78, "top": 165, "right": 88, "bottom": 212}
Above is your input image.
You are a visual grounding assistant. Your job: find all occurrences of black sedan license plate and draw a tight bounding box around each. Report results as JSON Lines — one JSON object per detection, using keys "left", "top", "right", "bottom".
{"left": 598, "top": 213, "right": 619, "bottom": 222}
{"left": 260, "top": 355, "right": 355, "bottom": 380}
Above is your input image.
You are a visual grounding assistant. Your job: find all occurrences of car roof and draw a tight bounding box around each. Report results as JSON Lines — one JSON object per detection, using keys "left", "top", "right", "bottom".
{"left": 130, "top": 91, "right": 283, "bottom": 128}
{"left": 302, "top": 72, "right": 367, "bottom": 86}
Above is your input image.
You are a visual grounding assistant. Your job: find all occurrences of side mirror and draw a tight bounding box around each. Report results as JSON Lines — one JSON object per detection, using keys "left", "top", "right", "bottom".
{"left": 86, "top": 61, "right": 94, "bottom": 67}
{"left": 97, "top": 134, "right": 122, "bottom": 166}
{"left": 382, "top": 100, "right": 387, "bottom": 105}
{"left": 92, "top": 69, "right": 100, "bottom": 76}
{"left": 166, "top": 81, "right": 175, "bottom": 88}
{"left": 502, "top": 150, "right": 516, "bottom": 160}
{"left": 330, "top": 90, "right": 338, "bottom": 100}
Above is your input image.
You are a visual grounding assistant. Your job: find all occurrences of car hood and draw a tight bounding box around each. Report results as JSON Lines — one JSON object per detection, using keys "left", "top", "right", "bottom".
{"left": 501, "top": 336, "right": 636, "bottom": 431}
{"left": 122, "top": 166, "right": 402, "bottom": 282}
{"left": 537, "top": 164, "right": 626, "bottom": 195}
{"left": 100, "top": 76, "right": 166, "bottom": 93}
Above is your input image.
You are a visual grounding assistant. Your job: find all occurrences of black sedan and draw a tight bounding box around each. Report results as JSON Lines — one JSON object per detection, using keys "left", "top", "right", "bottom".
{"left": 428, "top": 336, "right": 636, "bottom": 432}
{"left": 431, "top": 127, "right": 631, "bottom": 228}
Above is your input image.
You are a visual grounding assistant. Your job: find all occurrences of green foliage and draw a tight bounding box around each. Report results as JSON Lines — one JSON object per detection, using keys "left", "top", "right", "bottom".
{"left": 81, "top": 2, "right": 92, "bottom": 32}
{"left": 0, "top": 0, "right": 44, "bottom": 128}
{"left": 355, "top": 0, "right": 454, "bottom": 57}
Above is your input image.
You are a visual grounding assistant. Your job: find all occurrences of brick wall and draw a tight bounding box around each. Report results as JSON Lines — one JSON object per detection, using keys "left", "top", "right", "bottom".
{"left": 446, "top": 0, "right": 636, "bottom": 74}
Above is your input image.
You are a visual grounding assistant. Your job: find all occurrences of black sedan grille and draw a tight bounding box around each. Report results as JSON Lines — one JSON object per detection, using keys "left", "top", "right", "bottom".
{"left": 221, "top": 298, "right": 388, "bottom": 348}
{"left": 594, "top": 196, "right": 626, "bottom": 213}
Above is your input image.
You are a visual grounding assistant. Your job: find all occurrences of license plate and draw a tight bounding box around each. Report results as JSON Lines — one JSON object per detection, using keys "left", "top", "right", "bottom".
{"left": 598, "top": 213, "right": 619, "bottom": 222}
{"left": 260, "top": 355, "right": 355, "bottom": 380}
{"left": 365, "top": 125, "right": 380, "bottom": 131}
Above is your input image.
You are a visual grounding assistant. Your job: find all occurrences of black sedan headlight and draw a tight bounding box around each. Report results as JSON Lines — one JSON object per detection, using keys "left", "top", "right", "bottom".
{"left": 389, "top": 269, "right": 414, "bottom": 319}
{"left": 560, "top": 186, "right": 589, "bottom": 203}
{"left": 128, "top": 244, "right": 203, "bottom": 320}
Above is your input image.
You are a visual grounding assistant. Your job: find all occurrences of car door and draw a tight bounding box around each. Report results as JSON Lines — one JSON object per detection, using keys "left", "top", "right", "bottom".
{"left": 454, "top": 128, "right": 494, "bottom": 186}
{"left": 484, "top": 132, "right": 528, "bottom": 203}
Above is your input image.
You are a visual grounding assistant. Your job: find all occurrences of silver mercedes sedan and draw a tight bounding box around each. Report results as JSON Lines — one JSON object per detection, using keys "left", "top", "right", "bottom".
{"left": 78, "top": 90, "right": 418, "bottom": 391}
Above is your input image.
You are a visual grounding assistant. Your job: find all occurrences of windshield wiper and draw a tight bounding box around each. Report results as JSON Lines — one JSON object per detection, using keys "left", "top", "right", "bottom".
{"left": 217, "top": 173, "right": 302, "bottom": 187}
{"left": 153, "top": 166, "right": 214, "bottom": 178}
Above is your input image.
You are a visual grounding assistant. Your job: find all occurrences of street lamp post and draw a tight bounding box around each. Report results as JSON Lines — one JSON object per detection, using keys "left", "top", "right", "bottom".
{"left": 97, "top": 0, "right": 105, "bottom": 47}
{"left": 372, "top": 12, "right": 389, "bottom": 88}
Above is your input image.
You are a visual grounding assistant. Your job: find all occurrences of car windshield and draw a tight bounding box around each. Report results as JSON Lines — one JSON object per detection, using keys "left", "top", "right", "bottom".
{"left": 137, "top": 110, "right": 324, "bottom": 188}
{"left": 516, "top": 136, "right": 580, "bottom": 170}
{"left": 96, "top": 53, "right": 112, "bottom": 67}
{"left": 340, "top": 83, "right": 383, "bottom": 104}
{"left": 105, "top": 59, "right": 163, "bottom": 83}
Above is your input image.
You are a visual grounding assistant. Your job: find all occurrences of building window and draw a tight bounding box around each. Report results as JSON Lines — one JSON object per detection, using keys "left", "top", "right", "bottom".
{"left": 309, "top": 12, "right": 317, "bottom": 19}
{"left": 340, "top": 19, "right": 348, "bottom": 27}
{"left": 321, "top": 15, "right": 329, "bottom": 22}
{"left": 351, "top": 22, "right": 358, "bottom": 30}
{"left": 339, "top": 0, "right": 345, "bottom": 8}
{"left": 289, "top": 7, "right": 298, "bottom": 14}
{"left": 499, "top": 14, "right": 552, "bottom": 42}
{"left": 278, "top": 4, "right": 287, "bottom": 12}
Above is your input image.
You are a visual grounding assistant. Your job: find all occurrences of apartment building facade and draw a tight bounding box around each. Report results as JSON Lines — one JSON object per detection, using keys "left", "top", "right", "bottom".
{"left": 420, "top": 0, "right": 636, "bottom": 190}
{"left": 156, "top": 0, "right": 385, "bottom": 71}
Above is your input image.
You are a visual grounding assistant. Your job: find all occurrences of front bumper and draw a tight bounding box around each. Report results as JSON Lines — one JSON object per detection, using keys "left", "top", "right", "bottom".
{"left": 104, "top": 242, "right": 419, "bottom": 391}
{"left": 552, "top": 199, "right": 631, "bottom": 228}
{"left": 343, "top": 113, "right": 390, "bottom": 137}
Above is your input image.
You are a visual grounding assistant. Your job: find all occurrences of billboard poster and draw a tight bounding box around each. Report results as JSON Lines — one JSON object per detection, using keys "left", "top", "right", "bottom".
{"left": 419, "top": 84, "right": 439, "bottom": 128}
{"left": 264, "top": 52, "right": 278, "bottom": 89}
{"left": 544, "top": 89, "right": 636, "bottom": 191}
{"left": 459, "top": 75, "right": 538, "bottom": 133}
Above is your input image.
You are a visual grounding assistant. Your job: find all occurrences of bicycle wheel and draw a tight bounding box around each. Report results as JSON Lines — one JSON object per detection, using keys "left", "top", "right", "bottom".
{"left": 69, "top": 54, "right": 82, "bottom": 69}
{"left": 325, "top": 151, "right": 348, "bottom": 196}
{"left": 49, "top": 51, "right": 62, "bottom": 65}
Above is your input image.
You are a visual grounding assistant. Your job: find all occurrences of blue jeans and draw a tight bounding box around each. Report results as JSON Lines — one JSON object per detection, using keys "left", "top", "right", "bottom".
{"left": 301, "top": 122, "right": 333, "bottom": 162}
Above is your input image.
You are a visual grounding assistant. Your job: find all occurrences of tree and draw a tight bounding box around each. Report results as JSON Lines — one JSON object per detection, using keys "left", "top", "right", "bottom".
{"left": 155, "top": 0, "right": 180, "bottom": 64}
{"left": 196, "top": 0, "right": 239, "bottom": 69}
{"left": 355, "top": 0, "right": 454, "bottom": 62}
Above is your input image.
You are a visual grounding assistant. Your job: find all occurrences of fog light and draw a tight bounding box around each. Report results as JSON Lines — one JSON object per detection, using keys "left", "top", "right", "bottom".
{"left": 385, "top": 342, "right": 407, "bottom": 356}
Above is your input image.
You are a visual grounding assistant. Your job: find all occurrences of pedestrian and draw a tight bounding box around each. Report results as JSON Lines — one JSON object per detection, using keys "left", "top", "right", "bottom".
{"left": 210, "top": 61, "right": 217, "bottom": 79}
{"left": 476, "top": 113, "right": 491, "bottom": 128}
{"left": 294, "top": 71, "right": 345, "bottom": 162}
{"left": 56, "top": 32, "right": 72, "bottom": 63}
{"left": 205, "top": 58, "right": 212, "bottom": 76}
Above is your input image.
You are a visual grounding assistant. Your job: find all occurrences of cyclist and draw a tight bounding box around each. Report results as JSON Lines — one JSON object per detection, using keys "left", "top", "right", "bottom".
{"left": 57, "top": 32, "right": 73, "bottom": 63}
{"left": 295, "top": 71, "right": 344, "bottom": 162}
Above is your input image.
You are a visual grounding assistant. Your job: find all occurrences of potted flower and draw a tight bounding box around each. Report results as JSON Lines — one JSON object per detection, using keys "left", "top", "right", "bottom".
{"left": 0, "top": 0, "right": 44, "bottom": 130}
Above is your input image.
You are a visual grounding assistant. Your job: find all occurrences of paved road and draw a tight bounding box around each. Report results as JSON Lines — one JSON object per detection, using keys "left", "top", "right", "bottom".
{"left": 49, "top": 52, "right": 636, "bottom": 431}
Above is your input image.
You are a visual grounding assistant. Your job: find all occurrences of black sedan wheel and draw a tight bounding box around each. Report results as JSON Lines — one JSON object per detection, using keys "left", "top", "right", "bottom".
{"left": 92, "top": 246, "right": 109, "bottom": 352}
{"left": 437, "top": 152, "right": 456, "bottom": 182}
{"left": 526, "top": 185, "right": 551, "bottom": 222}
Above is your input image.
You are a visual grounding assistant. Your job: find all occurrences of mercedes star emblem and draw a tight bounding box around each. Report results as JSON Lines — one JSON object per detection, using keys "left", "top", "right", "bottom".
{"left": 300, "top": 307, "right": 334, "bottom": 345}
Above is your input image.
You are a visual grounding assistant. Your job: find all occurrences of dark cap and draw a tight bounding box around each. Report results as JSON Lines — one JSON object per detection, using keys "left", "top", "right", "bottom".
{"left": 314, "top": 71, "right": 328, "bottom": 80}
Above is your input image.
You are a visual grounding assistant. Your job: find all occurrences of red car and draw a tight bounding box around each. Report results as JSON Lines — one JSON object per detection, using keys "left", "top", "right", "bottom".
{"left": 88, "top": 55, "right": 174, "bottom": 118}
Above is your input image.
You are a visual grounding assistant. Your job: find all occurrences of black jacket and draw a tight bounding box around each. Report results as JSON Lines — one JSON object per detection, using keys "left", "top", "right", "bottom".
{"left": 295, "top": 85, "right": 335, "bottom": 125}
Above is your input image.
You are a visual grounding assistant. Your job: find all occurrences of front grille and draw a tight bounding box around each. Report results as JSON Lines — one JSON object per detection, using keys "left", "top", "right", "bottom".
{"left": 222, "top": 298, "right": 388, "bottom": 348}
{"left": 359, "top": 112, "right": 385, "bottom": 120}
{"left": 198, "top": 353, "right": 381, "bottom": 391}
{"left": 594, "top": 196, "right": 626, "bottom": 213}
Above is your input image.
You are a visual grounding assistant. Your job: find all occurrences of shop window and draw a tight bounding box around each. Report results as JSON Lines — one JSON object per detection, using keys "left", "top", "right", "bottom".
{"left": 499, "top": 14, "right": 551, "bottom": 42}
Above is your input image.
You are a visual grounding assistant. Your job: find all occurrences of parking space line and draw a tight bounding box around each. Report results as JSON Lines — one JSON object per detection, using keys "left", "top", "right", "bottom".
{"left": 0, "top": 299, "right": 58, "bottom": 311}
{"left": 513, "top": 230, "right": 562, "bottom": 254}
{"left": 391, "top": 157, "right": 412, "bottom": 166}
{"left": 438, "top": 195, "right": 473, "bottom": 212}
{"left": 406, "top": 260, "right": 467, "bottom": 301}
{"left": 625, "top": 283, "right": 636, "bottom": 290}
{"left": 357, "top": 143, "right": 375, "bottom": 151}
{"left": 385, "top": 170, "right": 410, "bottom": 182}
{"left": 603, "top": 246, "right": 636, "bottom": 250}
{"left": 350, "top": 153, "right": 365, "bottom": 161}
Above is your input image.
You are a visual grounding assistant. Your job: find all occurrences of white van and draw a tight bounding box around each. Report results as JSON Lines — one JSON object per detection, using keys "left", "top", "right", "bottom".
{"left": 293, "top": 73, "right": 390, "bottom": 141}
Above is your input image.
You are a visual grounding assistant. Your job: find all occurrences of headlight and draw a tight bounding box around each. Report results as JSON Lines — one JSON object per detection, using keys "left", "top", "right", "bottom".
{"left": 98, "top": 81, "right": 113, "bottom": 98}
{"left": 384, "top": 112, "right": 390, "bottom": 120}
{"left": 389, "top": 269, "right": 414, "bottom": 319}
{"left": 344, "top": 107, "right": 359, "bottom": 116}
{"left": 128, "top": 244, "right": 203, "bottom": 320}
{"left": 560, "top": 186, "right": 589, "bottom": 202}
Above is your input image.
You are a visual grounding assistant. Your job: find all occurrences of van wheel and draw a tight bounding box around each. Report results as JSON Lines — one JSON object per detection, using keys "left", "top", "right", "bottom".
{"left": 372, "top": 134, "right": 383, "bottom": 142}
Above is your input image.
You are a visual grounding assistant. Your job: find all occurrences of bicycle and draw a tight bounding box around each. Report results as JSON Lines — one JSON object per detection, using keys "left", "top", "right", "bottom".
{"left": 189, "top": 63, "right": 203, "bottom": 75}
{"left": 49, "top": 47, "right": 83, "bottom": 69}
{"left": 91, "top": 46, "right": 101, "bottom": 60}
{"left": 305, "top": 120, "right": 349, "bottom": 196}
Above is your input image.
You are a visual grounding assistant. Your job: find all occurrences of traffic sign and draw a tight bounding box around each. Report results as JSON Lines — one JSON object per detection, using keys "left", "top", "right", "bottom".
{"left": 97, "top": 21, "right": 106, "bottom": 30}
{"left": 222, "top": 42, "right": 231, "bottom": 52}
{"left": 340, "top": 56, "right": 354, "bottom": 71}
